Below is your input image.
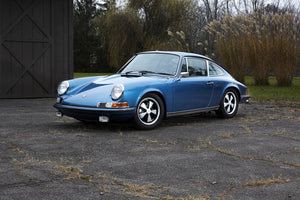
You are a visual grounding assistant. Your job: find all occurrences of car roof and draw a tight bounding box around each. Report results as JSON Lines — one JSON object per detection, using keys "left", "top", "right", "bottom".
{"left": 138, "top": 51, "right": 213, "bottom": 61}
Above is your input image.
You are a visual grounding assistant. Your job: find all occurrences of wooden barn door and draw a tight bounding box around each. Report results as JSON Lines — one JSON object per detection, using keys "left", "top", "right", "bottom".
{"left": 0, "top": 0, "right": 73, "bottom": 98}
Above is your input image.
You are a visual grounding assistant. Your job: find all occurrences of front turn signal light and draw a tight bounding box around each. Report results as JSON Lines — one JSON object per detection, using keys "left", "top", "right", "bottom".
{"left": 105, "top": 102, "right": 129, "bottom": 108}
{"left": 111, "top": 102, "right": 129, "bottom": 108}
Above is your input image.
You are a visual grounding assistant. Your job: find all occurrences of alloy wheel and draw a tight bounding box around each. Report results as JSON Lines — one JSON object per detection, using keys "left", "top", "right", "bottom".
{"left": 137, "top": 97, "right": 161, "bottom": 126}
{"left": 223, "top": 91, "right": 237, "bottom": 115}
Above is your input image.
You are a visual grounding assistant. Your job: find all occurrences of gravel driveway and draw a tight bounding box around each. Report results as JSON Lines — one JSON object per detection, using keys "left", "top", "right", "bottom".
{"left": 0, "top": 99, "right": 300, "bottom": 200}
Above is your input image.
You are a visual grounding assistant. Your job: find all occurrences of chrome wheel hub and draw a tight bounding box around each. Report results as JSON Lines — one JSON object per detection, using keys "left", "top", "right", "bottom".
{"left": 224, "top": 91, "right": 237, "bottom": 115}
{"left": 138, "top": 97, "right": 160, "bottom": 125}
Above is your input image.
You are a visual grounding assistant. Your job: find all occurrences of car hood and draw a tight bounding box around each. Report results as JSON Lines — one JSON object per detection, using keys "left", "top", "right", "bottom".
{"left": 62, "top": 74, "right": 171, "bottom": 107}
{"left": 80, "top": 74, "right": 170, "bottom": 92}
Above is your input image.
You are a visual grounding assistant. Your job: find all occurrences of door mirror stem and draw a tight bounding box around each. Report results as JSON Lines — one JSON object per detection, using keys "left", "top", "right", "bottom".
{"left": 177, "top": 72, "right": 189, "bottom": 81}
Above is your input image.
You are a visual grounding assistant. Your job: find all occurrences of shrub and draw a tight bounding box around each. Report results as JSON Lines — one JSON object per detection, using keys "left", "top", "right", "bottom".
{"left": 271, "top": 14, "right": 299, "bottom": 86}
{"left": 244, "top": 12, "right": 273, "bottom": 85}
{"left": 206, "top": 11, "right": 300, "bottom": 86}
{"left": 206, "top": 14, "right": 248, "bottom": 84}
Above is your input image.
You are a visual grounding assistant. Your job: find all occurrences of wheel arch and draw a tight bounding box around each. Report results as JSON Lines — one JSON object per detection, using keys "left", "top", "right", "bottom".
{"left": 223, "top": 86, "right": 241, "bottom": 102}
{"left": 150, "top": 91, "right": 167, "bottom": 118}
{"left": 136, "top": 90, "right": 167, "bottom": 118}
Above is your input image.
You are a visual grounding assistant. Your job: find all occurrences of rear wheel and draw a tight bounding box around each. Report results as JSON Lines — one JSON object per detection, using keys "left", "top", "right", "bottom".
{"left": 217, "top": 89, "right": 239, "bottom": 118}
{"left": 134, "top": 93, "right": 164, "bottom": 130}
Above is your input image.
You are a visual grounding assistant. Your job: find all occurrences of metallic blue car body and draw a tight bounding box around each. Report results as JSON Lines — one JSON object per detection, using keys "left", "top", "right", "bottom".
{"left": 54, "top": 51, "right": 250, "bottom": 128}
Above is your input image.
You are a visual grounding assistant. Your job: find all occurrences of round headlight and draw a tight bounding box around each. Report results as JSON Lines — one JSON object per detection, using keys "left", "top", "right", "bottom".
{"left": 111, "top": 84, "right": 124, "bottom": 100}
{"left": 57, "top": 81, "right": 69, "bottom": 95}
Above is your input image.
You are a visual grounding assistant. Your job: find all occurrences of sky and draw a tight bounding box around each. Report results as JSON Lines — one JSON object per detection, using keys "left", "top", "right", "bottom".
{"left": 97, "top": 0, "right": 300, "bottom": 10}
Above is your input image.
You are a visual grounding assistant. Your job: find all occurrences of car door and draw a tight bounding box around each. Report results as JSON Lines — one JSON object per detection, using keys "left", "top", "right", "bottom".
{"left": 173, "top": 57, "right": 214, "bottom": 112}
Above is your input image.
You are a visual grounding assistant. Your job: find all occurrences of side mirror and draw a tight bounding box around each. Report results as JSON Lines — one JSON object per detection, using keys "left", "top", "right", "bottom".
{"left": 177, "top": 72, "right": 189, "bottom": 81}
{"left": 181, "top": 72, "right": 189, "bottom": 77}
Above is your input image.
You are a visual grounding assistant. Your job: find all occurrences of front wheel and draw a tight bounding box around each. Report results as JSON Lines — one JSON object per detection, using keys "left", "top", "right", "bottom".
{"left": 216, "top": 89, "right": 239, "bottom": 118}
{"left": 134, "top": 93, "right": 165, "bottom": 130}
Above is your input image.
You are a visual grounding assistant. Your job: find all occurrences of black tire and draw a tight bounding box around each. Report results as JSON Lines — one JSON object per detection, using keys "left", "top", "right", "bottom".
{"left": 134, "top": 93, "right": 165, "bottom": 130}
{"left": 216, "top": 89, "right": 239, "bottom": 118}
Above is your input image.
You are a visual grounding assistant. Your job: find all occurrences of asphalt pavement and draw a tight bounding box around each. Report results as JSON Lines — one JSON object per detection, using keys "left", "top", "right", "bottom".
{"left": 0, "top": 98, "right": 300, "bottom": 200}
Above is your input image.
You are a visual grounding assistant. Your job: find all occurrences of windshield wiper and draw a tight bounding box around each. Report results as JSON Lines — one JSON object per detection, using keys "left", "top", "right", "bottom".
{"left": 139, "top": 71, "right": 173, "bottom": 76}
{"left": 121, "top": 70, "right": 154, "bottom": 76}
{"left": 121, "top": 71, "right": 142, "bottom": 77}
{"left": 121, "top": 70, "right": 173, "bottom": 76}
{"left": 138, "top": 70, "right": 155, "bottom": 74}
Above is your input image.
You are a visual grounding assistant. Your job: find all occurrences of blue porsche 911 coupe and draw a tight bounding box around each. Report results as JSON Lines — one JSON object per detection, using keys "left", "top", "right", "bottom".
{"left": 54, "top": 51, "right": 250, "bottom": 129}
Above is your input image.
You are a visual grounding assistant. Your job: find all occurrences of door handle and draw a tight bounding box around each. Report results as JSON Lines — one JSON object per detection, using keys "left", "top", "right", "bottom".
{"left": 206, "top": 81, "right": 214, "bottom": 85}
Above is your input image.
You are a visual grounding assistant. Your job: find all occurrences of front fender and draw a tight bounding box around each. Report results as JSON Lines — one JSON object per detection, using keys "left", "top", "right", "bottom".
{"left": 122, "top": 84, "right": 172, "bottom": 113}
{"left": 134, "top": 88, "right": 166, "bottom": 106}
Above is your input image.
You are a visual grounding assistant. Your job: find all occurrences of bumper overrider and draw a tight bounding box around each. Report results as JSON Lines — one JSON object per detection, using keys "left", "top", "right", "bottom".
{"left": 240, "top": 94, "right": 250, "bottom": 104}
{"left": 54, "top": 103, "right": 135, "bottom": 122}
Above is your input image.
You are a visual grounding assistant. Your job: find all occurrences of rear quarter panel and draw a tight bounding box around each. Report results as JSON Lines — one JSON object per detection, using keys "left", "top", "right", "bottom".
{"left": 209, "top": 76, "right": 247, "bottom": 106}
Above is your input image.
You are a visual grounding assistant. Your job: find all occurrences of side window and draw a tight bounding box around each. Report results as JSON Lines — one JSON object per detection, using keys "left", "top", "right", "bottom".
{"left": 209, "top": 62, "right": 224, "bottom": 76}
{"left": 181, "top": 58, "right": 188, "bottom": 73}
{"left": 187, "top": 58, "right": 207, "bottom": 77}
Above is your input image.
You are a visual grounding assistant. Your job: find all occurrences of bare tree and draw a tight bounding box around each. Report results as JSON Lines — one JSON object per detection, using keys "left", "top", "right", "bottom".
{"left": 232, "top": 0, "right": 265, "bottom": 14}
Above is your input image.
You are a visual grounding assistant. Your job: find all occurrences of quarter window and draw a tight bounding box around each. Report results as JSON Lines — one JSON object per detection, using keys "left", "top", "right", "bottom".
{"left": 209, "top": 62, "right": 224, "bottom": 76}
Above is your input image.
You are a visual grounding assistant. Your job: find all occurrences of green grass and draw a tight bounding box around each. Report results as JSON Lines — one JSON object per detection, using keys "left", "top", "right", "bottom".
{"left": 74, "top": 73, "right": 113, "bottom": 78}
{"left": 245, "top": 76, "right": 300, "bottom": 102}
{"left": 74, "top": 73, "right": 300, "bottom": 102}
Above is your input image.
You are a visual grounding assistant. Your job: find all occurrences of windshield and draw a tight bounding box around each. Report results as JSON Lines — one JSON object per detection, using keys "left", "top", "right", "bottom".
{"left": 120, "top": 53, "right": 180, "bottom": 76}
